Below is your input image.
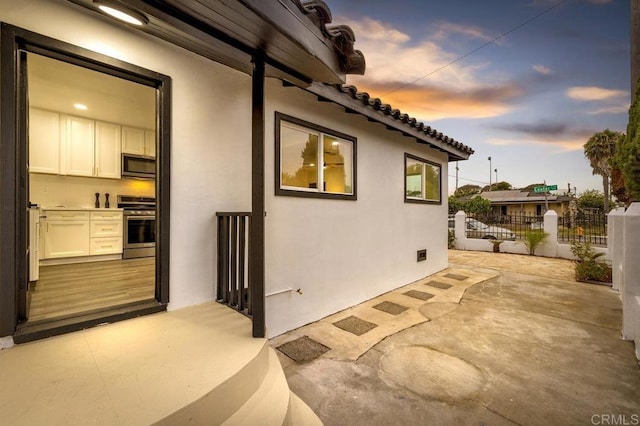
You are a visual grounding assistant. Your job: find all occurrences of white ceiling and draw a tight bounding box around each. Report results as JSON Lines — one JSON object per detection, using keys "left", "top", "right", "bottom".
{"left": 27, "top": 53, "right": 156, "bottom": 129}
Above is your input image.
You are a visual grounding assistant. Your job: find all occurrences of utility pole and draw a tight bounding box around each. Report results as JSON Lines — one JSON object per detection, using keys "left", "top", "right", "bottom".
{"left": 488, "top": 156, "right": 492, "bottom": 191}
{"left": 455, "top": 161, "right": 459, "bottom": 191}
{"left": 494, "top": 169, "right": 498, "bottom": 187}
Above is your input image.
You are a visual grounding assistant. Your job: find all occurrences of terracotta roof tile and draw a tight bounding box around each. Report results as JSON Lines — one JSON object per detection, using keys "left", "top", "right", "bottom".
{"left": 335, "top": 85, "right": 474, "bottom": 155}
{"left": 294, "top": 0, "right": 366, "bottom": 75}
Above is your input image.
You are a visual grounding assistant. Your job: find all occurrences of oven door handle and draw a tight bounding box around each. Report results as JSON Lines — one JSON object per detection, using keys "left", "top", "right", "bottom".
{"left": 124, "top": 215, "right": 156, "bottom": 220}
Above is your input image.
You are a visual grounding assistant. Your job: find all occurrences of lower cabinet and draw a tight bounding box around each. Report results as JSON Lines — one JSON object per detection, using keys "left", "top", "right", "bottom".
{"left": 44, "top": 219, "right": 91, "bottom": 259}
{"left": 42, "top": 209, "right": 123, "bottom": 260}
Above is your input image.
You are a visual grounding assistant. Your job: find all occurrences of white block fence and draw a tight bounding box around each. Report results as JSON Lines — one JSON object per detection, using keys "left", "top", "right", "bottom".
{"left": 609, "top": 203, "right": 640, "bottom": 360}
{"left": 453, "top": 210, "right": 609, "bottom": 261}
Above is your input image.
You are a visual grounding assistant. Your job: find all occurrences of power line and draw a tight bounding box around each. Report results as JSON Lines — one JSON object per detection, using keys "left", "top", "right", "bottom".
{"left": 447, "top": 174, "right": 489, "bottom": 185}
{"left": 380, "top": 0, "right": 569, "bottom": 97}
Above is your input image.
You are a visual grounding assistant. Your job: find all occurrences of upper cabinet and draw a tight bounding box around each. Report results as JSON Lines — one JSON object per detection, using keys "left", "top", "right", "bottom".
{"left": 62, "top": 115, "right": 95, "bottom": 177}
{"left": 122, "top": 126, "right": 155, "bottom": 158}
{"left": 29, "top": 108, "right": 60, "bottom": 174}
{"left": 95, "top": 121, "right": 122, "bottom": 179}
{"left": 29, "top": 108, "right": 122, "bottom": 179}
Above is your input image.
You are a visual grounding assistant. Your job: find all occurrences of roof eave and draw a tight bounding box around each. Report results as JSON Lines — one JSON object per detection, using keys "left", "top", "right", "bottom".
{"left": 302, "top": 82, "right": 472, "bottom": 161}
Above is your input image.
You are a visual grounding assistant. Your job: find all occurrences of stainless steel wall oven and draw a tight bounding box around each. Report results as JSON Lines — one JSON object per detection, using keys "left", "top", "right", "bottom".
{"left": 118, "top": 196, "right": 156, "bottom": 259}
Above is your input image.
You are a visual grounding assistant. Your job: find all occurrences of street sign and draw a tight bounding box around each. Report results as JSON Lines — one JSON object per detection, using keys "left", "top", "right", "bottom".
{"left": 533, "top": 185, "right": 558, "bottom": 193}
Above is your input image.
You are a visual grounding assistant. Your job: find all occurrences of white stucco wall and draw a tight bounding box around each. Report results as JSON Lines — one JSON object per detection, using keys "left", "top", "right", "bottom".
{"left": 0, "top": 0, "right": 252, "bottom": 312}
{"left": 264, "top": 80, "right": 449, "bottom": 337}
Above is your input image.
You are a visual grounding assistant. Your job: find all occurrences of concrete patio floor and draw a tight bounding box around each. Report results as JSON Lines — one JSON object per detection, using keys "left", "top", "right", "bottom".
{"left": 272, "top": 250, "right": 640, "bottom": 425}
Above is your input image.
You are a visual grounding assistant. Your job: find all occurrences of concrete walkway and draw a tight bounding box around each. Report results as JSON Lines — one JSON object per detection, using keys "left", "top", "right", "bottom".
{"left": 271, "top": 250, "right": 640, "bottom": 425}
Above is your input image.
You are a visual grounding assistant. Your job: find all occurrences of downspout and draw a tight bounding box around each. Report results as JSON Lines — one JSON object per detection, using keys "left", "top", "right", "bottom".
{"left": 250, "top": 50, "right": 266, "bottom": 338}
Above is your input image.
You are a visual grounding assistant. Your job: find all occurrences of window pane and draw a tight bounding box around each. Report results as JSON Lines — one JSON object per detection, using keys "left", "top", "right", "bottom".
{"left": 424, "top": 163, "right": 440, "bottom": 202}
{"left": 323, "top": 135, "right": 353, "bottom": 194}
{"left": 406, "top": 158, "right": 423, "bottom": 198}
{"left": 281, "top": 123, "right": 318, "bottom": 190}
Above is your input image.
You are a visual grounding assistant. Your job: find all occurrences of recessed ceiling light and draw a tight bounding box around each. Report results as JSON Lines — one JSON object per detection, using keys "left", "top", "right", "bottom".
{"left": 94, "top": 2, "right": 148, "bottom": 26}
{"left": 73, "top": 103, "right": 88, "bottom": 110}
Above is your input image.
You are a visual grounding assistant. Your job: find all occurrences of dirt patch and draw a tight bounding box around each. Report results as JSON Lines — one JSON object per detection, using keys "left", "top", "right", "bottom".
{"left": 448, "top": 250, "right": 575, "bottom": 281}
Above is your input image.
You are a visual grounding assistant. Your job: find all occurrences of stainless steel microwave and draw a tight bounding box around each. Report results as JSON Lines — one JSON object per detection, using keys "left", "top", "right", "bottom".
{"left": 122, "top": 153, "right": 155, "bottom": 179}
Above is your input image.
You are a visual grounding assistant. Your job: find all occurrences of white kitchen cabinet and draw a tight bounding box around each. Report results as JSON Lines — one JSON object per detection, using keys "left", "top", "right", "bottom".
{"left": 29, "top": 108, "right": 60, "bottom": 174}
{"left": 42, "top": 209, "right": 123, "bottom": 260}
{"left": 60, "top": 115, "right": 122, "bottom": 179}
{"left": 43, "top": 210, "right": 91, "bottom": 259}
{"left": 144, "top": 130, "right": 156, "bottom": 158}
{"left": 95, "top": 121, "right": 121, "bottom": 179}
{"left": 122, "top": 126, "right": 155, "bottom": 158}
{"left": 62, "top": 115, "right": 95, "bottom": 177}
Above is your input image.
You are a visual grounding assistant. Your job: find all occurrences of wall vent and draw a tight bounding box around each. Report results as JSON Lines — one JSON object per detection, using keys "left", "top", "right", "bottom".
{"left": 417, "top": 249, "right": 427, "bottom": 262}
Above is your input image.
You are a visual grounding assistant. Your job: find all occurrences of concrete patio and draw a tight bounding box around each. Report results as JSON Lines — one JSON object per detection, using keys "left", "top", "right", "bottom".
{"left": 272, "top": 250, "right": 640, "bottom": 425}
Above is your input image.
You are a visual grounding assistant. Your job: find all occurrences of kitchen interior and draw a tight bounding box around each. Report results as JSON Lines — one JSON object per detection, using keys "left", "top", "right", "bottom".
{"left": 27, "top": 52, "right": 158, "bottom": 323}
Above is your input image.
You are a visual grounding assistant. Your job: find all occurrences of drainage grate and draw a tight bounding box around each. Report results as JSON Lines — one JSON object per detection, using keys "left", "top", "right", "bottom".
{"left": 425, "top": 281, "right": 453, "bottom": 290}
{"left": 277, "top": 336, "right": 331, "bottom": 362}
{"left": 403, "top": 290, "right": 435, "bottom": 301}
{"left": 444, "top": 273, "right": 468, "bottom": 281}
{"left": 333, "top": 315, "right": 378, "bottom": 336}
{"left": 373, "top": 301, "right": 409, "bottom": 315}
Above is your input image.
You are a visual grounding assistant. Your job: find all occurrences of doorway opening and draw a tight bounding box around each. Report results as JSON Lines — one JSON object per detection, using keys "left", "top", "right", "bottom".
{"left": 0, "top": 24, "right": 171, "bottom": 342}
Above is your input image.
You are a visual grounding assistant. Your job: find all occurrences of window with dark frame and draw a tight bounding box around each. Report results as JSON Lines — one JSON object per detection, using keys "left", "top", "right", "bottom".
{"left": 275, "top": 112, "right": 356, "bottom": 200}
{"left": 405, "top": 153, "right": 441, "bottom": 204}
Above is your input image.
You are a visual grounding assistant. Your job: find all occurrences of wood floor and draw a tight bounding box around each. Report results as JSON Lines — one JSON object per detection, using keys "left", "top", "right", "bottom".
{"left": 28, "top": 257, "right": 155, "bottom": 323}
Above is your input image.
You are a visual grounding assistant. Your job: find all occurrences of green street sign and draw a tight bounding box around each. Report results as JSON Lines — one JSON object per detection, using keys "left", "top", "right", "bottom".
{"left": 533, "top": 185, "right": 558, "bottom": 193}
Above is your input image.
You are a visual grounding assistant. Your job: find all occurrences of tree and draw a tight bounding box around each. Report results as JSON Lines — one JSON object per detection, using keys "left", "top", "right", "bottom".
{"left": 448, "top": 195, "right": 491, "bottom": 214}
{"left": 481, "top": 181, "right": 512, "bottom": 192}
{"left": 584, "top": 129, "right": 624, "bottom": 212}
{"left": 616, "top": 78, "right": 640, "bottom": 202}
{"left": 522, "top": 183, "right": 545, "bottom": 192}
{"left": 454, "top": 184, "right": 481, "bottom": 198}
{"left": 577, "top": 189, "right": 604, "bottom": 211}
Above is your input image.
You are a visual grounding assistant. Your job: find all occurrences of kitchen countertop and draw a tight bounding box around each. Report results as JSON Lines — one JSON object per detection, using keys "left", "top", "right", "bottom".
{"left": 40, "top": 207, "right": 124, "bottom": 211}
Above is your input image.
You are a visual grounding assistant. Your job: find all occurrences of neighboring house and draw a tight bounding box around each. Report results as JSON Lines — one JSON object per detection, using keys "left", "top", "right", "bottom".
{"left": 479, "top": 190, "right": 573, "bottom": 217}
{"left": 0, "top": 0, "right": 473, "bottom": 344}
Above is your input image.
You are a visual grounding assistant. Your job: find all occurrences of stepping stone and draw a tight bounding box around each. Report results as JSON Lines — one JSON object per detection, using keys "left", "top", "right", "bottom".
{"left": 277, "top": 336, "right": 331, "bottom": 362}
{"left": 333, "top": 315, "right": 378, "bottom": 336}
{"left": 403, "top": 290, "right": 435, "bottom": 301}
{"left": 444, "top": 273, "right": 468, "bottom": 281}
{"left": 373, "top": 301, "right": 409, "bottom": 315}
{"left": 425, "top": 281, "right": 453, "bottom": 290}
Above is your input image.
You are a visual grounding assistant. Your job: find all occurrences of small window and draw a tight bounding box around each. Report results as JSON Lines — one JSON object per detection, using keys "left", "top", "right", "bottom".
{"left": 276, "top": 112, "right": 356, "bottom": 200}
{"left": 405, "top": 153, "right": 441, "bottom": 204}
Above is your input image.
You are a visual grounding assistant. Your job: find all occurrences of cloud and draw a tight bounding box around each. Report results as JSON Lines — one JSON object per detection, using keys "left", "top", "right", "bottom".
{"left": 532, "top": 65, "right": 551, "bottom": 75}
{"left": 588, "top": 104, "right": 630, "bottom": 115}
{"left": 352, "top": 81, "right": 523, "bottom": 120}
{"left": 566, "top": 86, "right": 627, "bottom": 101}
{"left": 432, "top": 22, "right": 497, "bottom": 43}
{"left": 488, "top": 120, "right": 597, "bottom": 151}
{"left": 342, "top": 17, "right": 523, "bottom": 120}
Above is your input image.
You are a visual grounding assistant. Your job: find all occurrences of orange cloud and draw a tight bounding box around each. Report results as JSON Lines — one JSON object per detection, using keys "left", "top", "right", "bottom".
{"left": 566, "top": 86, "right": 627, "bottom": 101}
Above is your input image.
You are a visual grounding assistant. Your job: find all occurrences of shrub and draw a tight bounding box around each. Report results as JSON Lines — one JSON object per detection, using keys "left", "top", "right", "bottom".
{"left": 448, "top": 229, "right": 456, "bottom": 249}
{"left": 522, "top": 230, "right": 548, "bottom": 255}
{"left": 570, "top": 241, "right": 612, "bottom": 283}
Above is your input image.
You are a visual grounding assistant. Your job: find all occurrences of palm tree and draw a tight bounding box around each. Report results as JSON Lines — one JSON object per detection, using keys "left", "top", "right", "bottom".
{"left": 583, "top": 130, "right": 624, "bottom": 212}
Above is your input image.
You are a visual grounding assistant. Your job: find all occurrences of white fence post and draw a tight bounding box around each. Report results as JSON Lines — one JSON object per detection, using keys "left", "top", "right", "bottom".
{"left": 622, "top": 202, "right": 640, "bottom": 343}
{"left": 454, "top": 210, "right": 467, "bottom": 250}
{"left": 543, "top": 210, "right": 558, "bottom": 257}
{"left": 609, "top": 207, "right": 625, "bottom": 292}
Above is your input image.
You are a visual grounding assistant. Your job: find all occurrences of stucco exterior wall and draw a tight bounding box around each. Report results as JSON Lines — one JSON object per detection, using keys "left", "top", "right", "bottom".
{"left": 264, "top": 80, "right": 449, "bottom": 337}
{"left": 0, "top": 0, "right": 253, "bottom": 312}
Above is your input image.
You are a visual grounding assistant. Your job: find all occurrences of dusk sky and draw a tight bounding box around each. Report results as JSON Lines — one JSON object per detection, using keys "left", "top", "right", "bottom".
{"left": 328, "top": 0, "right": 630, "bottom": 196}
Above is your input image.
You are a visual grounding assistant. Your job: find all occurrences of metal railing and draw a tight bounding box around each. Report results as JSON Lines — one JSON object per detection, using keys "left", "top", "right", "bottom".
{"left": 216, "top": 212, "right": 252, "bottom": 316}
{"left": 558, "top": 211, "right": 607, "bottom": 246}
{"left": 465, "top": 212, "right": 544, "bottom": 241}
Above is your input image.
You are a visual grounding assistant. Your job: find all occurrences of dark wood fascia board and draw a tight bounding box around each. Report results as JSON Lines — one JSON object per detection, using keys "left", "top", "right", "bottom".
{"left": 301, "top": 82, "right": 471, "bottom": 162}
{"left": 238, "top": 0, "right": 345, "bottom": 80}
